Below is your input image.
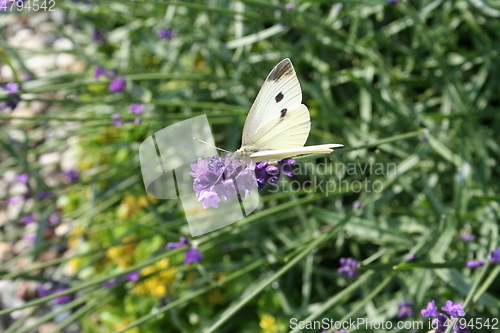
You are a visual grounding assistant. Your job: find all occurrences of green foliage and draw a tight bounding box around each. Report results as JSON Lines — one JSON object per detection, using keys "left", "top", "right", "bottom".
{"left": 0, "top": 1, "right": 499, "bottom": 332}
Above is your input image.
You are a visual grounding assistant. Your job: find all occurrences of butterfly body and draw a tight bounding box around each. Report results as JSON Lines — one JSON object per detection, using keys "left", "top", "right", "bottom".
{"left": 234, "top": 58, "right": 342, "bottom": 163}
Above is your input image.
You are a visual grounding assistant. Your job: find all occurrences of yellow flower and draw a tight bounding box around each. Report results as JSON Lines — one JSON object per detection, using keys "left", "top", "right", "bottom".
{"left": 115, "top": 319, "right": 140, "bottom": 333}
{"left": 259, "top": 314, "right": 278, "bottom": 333}
{"left": 106, "top": 237, "right": 137, "bottom": 269}
{"left": 117, "top": 194, "right": 151, "bottom": 219}
{"left": 132, "top": 258, "right": 177, "bottom": 298}
{"left": 67, "top": 257, "right": 82, "bottom": 275}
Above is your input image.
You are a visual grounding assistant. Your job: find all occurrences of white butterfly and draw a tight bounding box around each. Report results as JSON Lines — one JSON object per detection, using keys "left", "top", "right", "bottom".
{"left": 233, "top": 58, "right": 343, "bottom": 162}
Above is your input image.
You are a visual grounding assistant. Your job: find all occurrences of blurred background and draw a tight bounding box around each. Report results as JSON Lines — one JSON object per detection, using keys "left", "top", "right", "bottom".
{"left": 0, "top": 0, "right": 499, "bottom": 332}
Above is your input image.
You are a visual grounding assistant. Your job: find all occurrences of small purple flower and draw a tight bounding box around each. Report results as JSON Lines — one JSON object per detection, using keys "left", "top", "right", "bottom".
{"left": 184, "top": 247, "right": 203, "bottom": 264}
{"left": 94, "top": 65, "right": 105, "bottom": 80}
{"left": 91, "top": 28, "right": 106, "bottom": 42}
{"left": 387, "top": 0, "right": 398, "bottom": 4}
{"left": 38, "top": 281, "right": 72, "bottom": 304}
{"left": 421, "top": 300, "right": 439, "bottom": 317}
{"left": 254, "top": 161, "right": 281, "bottom": 189}
{"left": 397, "top": 300, "right": 414, "bottom": 318}
{"left": 125, "top": 270, "right": 140, "bottom": 281}
{"left": 129, "top": 103, "right": 144, "bottom": 114}
{"left": 108, "top": 76, "right": 126, "bottom": 92}
{"left": 406, "top": 253, "right": 416, "bottom": 261}
{"left": 198, "top": 191, "right": 220, "bottom": 208}
{"left": 16, "top": 173, "right": 29, "bottom": 184}
{"left": 337, "top": 257, "right": 359, "bottom": 278}
{"left": 111, "top": 113, "right": 125, "bottom": 127}
{"left": 441, "top": 300, "right": 466, "bottom": 317}
{"left": 157, "top": 28, "right": 178, "bottom": 40}
{"left": 421, "top": 300, "right": 469, "bottom": 333}
{"left": 6, "top": 195, "right": 24, "bottom": 204}
{"left": 190, "top": 155, "right": 257, "bottom": 208}
{"left": 466, "top": 260, "right": 485, "bottom": 268}
{"left": 134, "top": 118, "right": 142, "bottom": 124}
{"left": 3, "top": 82, "right": 19, "bottom": 94}
{"left": 285, "top": 3, "right": 294, "bottom": 10}
{"left": 36, "top": 191, "right": 53, "bottom": 199}
{"left": 491, "top": 248, "right": 500, "bottom": 263}
{"left": 21, "top": 214, "right": 35, "bottom": 225}
{"left": 459, "top": 232, "right": 475, "bottom": 242}
{"left": 103, "top": 270, "right": 140, "bottom": 288}
{"left": 23, "top": 233, "right": 36, "bottom": 242}
{"left": 0, "top": 97, "right": 21, "bottom": 111}
{"left": 353, "top": 202, "right": 361, "bottom": 210}
{"left": 102, "top": 280, "right": 116, "bottom": 288}
{"left": 278, "top": 158, "right": 296, "bottom": 177}
{"left": 53, "top": 287, "right": 73, "bottom": 304}
{"left": 94, "top": 66, "right": 117, "bottom": 80}
{"left": 48, "top": 212, "right": 61, "bottom": 225}
{"left": 64, "top": 168, "right": 80, "bottom": 182}
{"left": 167, "top": 236, "right": 190, "bottom": 250}
{"left": 431, "top": 313, "right": 449, "bottom": 333}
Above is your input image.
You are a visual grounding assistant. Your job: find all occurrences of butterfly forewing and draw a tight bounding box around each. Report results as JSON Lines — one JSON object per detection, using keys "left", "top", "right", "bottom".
{"left": 241, "top": 58, "right": 309, "bottom": 149}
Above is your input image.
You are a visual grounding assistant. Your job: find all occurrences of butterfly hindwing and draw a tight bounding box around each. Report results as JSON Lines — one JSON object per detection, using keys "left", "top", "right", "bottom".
{"left": 249, "top": 144, "right": 344, "bottom": 162}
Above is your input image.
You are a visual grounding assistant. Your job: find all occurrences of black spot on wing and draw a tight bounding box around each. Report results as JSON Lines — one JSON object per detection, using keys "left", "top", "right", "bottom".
{"left": 275, "top": 92, "right": 284, "bottom": 103}
{"left": 267, "top": 59, "right": 294, "bottom": 81}
{"left": 280, "top": 108, "right": 287, "bottom": 118}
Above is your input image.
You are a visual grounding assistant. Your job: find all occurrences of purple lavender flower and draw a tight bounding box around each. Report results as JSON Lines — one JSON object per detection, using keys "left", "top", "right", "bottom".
{"left": 94, "top": 66, "right": 117, "bottom": 80}
{"left": 442, "top": 301, "right": 466, "bottom": 317}
{"left": 421, "top": 300, "right": 468, "bottom": 333}
{"left": 38, "top": 281, "right": 72, "bottom": 304}
{"left": 466, "top": 260, "right": 485, "bottom": 268}
{"left": 36, "top": 191, "right": 53, "bottom": 199}
{"left": 102, "top": 279, "right": 116, "bottom": 288}
{"left": 406, "top": 253, "right": 416, "bottom": 261}
{"left": 48, "top": 212, "right": 61, "bottom": 225}
{"left": 21, "top": 214, "right": 35, "bottom": 225}
{"left": 103, "top": 270, "right": 140, "bottom": 288}
{"left": 254, "top": 161, "right": 280, "bottom": 189}
{"left": 91, "top": 28, "right": 106, "bottom": 42}
{"left": 129, "top": 103, "right": 144, "bottom": 114}
{"left": 125, "top": 270, "right": 140, "bottom": 281}
{"left": 0, "top": 97, "right": 21, "bottom": 111}
{"left": 108, "top": 76, "right": 126, "bottom": 92}
{"left": 397, "top": 300, "right": 414, "bottom": 318}
{"left": 353, "top": 202, "right": 361, "bottom": 210}
{"left": 285, "top": 3, "right": 294, "bottom": 10}
{"left": 23, "top": 233, "right": 36, "bottom": 242}
{"left": 431, "top": 313, "right": 449, "bottom": 333}
{"left": 459, "top": 232, "right": 475, "bottom": 242}
{"left": 421, "top": 300, "right": 438, "bottom": 317}
{"left": 491, "top": 248, "right": 500, "bottom": 263}
{"left": 337, "top": 257, "right": 359, "bottom": 278}
{"left": 198, "top": 191, "right": 220, "bottom": 208}
{"left": 6, "top": 195, "right": 24, "bottom": 204}
{"left": 190, "top": 155, "right": 256, "bottom": 208}
{"left": 184, "top": 247, "right": 203, "bottom": 264}
{"left": 16, "top": 173, "right": 29, "bottom": 184}
{"left": 157, "top": 28, "right": 178, "bottom": 40}
{"left": 64, "top": 168, "right": 80, "bottom": 182}
{"left": 53, "top": 287, "right": 73, "bottom": 304}
{"left": 4, "top": 82, "right": 19, "bottom": 94}
{"left": 94, "top": 65, "right": 105, "bottom": 80}
{"left": 111, "top": 113, "right": 125, "bottom": 127}
{"left": 278, "top": 158, "right": 296, "bottom": 177}
{"left": 167, "top": 236, "right": 190, "bottom": 250}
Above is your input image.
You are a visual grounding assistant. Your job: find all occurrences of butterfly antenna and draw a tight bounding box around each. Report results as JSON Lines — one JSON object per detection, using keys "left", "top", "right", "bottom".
{"left": 193, "top": 137, "right": 230, "bottom": 153}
